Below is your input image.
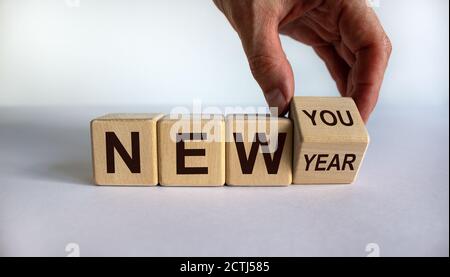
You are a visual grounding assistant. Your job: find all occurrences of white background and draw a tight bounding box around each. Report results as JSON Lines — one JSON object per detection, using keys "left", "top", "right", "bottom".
{"left": 0, "top": 0, "right": 448, "bottom": 109}
{"left": 0, "top": 0, "right": 448, "bottom": 257}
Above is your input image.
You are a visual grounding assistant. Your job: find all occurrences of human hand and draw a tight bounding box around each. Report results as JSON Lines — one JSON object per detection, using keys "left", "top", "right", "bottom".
{"left": 213, "top": 0, "right": 392, "bottom": 122}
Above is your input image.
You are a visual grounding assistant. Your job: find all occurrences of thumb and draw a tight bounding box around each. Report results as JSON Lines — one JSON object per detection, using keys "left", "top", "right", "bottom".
{"left": 239, "top": 19, "right": 294, "bottom": 115}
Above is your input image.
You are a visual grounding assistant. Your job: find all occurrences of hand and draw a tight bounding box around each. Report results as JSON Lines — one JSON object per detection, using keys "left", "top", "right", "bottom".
{"left": 213, "top": 0, "right": 392, "bottom": 122}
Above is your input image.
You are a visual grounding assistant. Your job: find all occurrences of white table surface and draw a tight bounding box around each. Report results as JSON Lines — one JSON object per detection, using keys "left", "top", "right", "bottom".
{"left": 0, "top": 105, "right": 448, "bottom": 257}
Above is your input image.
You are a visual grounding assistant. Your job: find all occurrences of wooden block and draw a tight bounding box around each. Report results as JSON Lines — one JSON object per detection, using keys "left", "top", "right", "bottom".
{"left": 157, "top": 114, "right": 225, "bottom": 186}
{"left": 226, "top": 114, "right": 292, "bottom": 186}
{"left": 290, "top": 97, "right": 369, "bottom": 184}
{"left": 91, "top": 113, "right": 163, "bottom": 186}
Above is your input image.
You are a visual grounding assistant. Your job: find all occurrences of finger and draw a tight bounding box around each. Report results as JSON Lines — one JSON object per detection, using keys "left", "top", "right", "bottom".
{"left": 238, "top": 17, "right": 295, "bottom": 115}
{"left": 340, "top": 2, "right": 392, "bottom": 122}
{"left": 350, "top": 43, "right": 391, "bottom": 123}
{"left": 314, "top": 45, "right": 350, "bottom": 96}
{"left": 281, "top": 18, "right": 353, "bottom": 97}
{"left": 280, "top": 17, "right": 329, "bottom": 49}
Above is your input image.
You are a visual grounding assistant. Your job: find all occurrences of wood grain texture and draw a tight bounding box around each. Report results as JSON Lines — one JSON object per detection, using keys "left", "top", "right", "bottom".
{"left": 290, "top": 97, "right": 369, "bottom": 184}
{"left": 91, "top": 113, "right": 163, "bottom": 186}
{"left": 226, "top": 115, "right": 292, "bottom": 186}
{"left": 157, "top": 115, "right": 225, "bottom": 186}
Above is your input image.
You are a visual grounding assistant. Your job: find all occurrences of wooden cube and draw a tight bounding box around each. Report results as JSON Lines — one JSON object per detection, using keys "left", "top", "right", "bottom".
{"left": 290, "top": 97, "right": 369, "bottom": 184}
{"left": 91, "top": 113, "right": 163, "bottom": 186}
{"left": 157, "top": 114, "right": 225, "bottom": 186}
{"left": 226, "top": 115, "right": 292, "bottom": 186}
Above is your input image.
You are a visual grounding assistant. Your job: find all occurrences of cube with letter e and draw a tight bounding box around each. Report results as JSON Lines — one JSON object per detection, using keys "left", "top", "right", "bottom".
{"left": 157, "top": 114, "right": 225, "bottom": 186}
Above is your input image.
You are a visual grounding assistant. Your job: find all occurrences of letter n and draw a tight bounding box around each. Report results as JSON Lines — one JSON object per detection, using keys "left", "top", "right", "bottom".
{"left": 105, "top": 132, "right": 141, "bottom": 173}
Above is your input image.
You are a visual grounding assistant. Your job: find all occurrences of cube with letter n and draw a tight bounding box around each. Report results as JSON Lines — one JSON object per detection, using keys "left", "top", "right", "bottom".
{"left": 91, "top": 113, "right": 163, "bottom": 185}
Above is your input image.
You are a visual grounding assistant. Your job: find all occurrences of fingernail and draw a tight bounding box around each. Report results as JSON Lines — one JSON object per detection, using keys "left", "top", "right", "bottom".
{"left": 264, "top": 88, "right": 286, "bottom": 116}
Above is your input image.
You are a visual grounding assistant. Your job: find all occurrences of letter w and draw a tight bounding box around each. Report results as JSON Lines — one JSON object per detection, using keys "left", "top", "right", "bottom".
{"left": 233, "top": 133, "right": 287, "bottom": 174}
